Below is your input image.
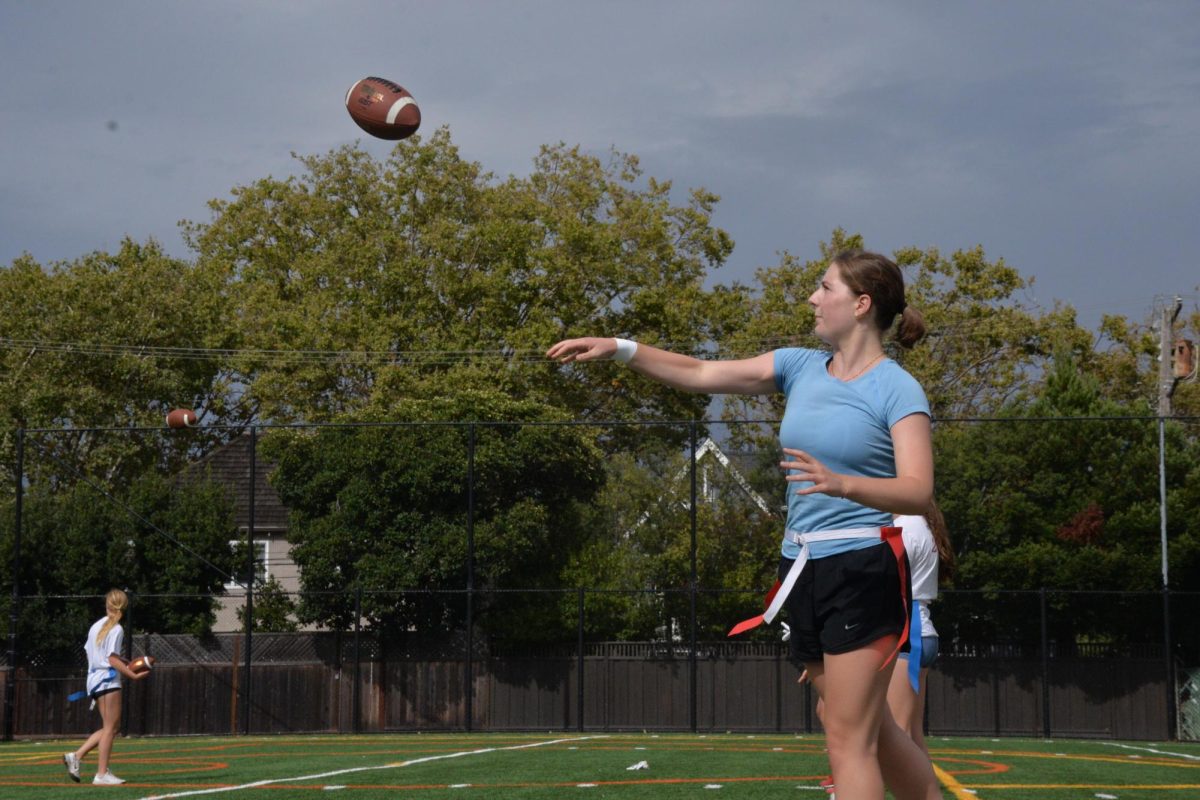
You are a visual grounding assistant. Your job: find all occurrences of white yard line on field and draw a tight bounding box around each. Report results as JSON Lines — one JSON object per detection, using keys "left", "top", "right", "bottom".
{"left": 1098, "top": 741, "right": 1200, "bottom": 761}
{"left": 137, "top": 735, "right": 610, "bottom": 800}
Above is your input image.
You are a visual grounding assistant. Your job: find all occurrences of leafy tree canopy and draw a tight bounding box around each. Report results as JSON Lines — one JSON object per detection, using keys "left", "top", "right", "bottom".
{"left": 0, "top": 474, "right": 239, "bottom": 659}
{"left": 721, "top": 228, "right": 1123, "bottom": 426}
{"left": 262, "top": 388, "right": 605, "bottom": 637}
{"left": 181, "top": 130, "right": 746, "bottom": 444}
{"left": 0, "top": 240, "right": 237, "bottom": 489}
{"left": 3, "top": 126, "right": 1198, "bottom": 649}
{"left": 932, "top": 352, "right": 1200, "bottom": 645}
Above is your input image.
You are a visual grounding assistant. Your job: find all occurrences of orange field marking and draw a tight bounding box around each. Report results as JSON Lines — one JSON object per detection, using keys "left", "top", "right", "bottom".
{"left": 930, "top": 756, "right": 1009, "bottom": 776}
{"left": 932, "top": 747, "right": 1199, "bottom": 770}
{"left": 2, "top": 781, "right": 803, "bottom": 793}
{"left": 928, "top": 745, "right": 1200, "bottom": 797}
{"left": 6, "top": 734, "right": 1199, "bottom": 797}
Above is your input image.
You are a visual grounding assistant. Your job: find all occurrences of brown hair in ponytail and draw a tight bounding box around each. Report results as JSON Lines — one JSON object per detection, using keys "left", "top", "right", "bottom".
{"left": 925, "top": 500, "right": 956, "bottom": 583}
{"left": 95, "top": 589, "right": 128, "bottom": 645}
{"left": 831, "top": 249, "right": 927, "bottom": 349}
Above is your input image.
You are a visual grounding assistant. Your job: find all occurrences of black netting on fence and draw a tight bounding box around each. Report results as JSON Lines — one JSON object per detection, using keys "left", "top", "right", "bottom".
{"left": 4, "top": 416, "right": 1199, "bottom": 740}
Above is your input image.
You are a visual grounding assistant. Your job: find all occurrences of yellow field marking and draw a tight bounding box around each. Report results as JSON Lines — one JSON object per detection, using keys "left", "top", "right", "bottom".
{"left": 0, "top": 753, "right": 60, "bottom": 764}
{"left": 933, "top": 763, "right": 978, "bottom": 800}
{"left": 933, "top": 748, "right": 1198, "bottom": 770}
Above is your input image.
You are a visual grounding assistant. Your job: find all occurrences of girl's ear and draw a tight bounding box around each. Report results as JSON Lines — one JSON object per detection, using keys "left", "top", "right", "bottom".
{"left": 854, "top": 293, "right": 873, "bottom": 319}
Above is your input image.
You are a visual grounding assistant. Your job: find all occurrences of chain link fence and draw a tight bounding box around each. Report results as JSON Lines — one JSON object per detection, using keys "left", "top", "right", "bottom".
{"left": 4, "top": 416, "right": 1199, "bottom": 740}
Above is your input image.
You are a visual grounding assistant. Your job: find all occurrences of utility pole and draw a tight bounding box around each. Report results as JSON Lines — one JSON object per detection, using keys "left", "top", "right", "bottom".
{"left": 1158, "top": 296, "right": 1182, "bottom": 417}
{"left": 1156, "top": 295, "right": 1183, "bottom": 741}
{"left": 1155, "top": 295, "right": 1183, "bottom": 590}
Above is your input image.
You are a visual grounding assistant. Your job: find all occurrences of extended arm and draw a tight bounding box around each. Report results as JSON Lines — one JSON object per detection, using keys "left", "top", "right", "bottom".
{"left": 546, "top": 337, "right": 777, "bottom": 395}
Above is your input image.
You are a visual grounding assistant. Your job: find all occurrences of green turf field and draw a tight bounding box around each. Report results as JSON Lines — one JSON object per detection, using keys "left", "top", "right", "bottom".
{"left": 2, "top": 732, "right": 1198, "bottom": 799}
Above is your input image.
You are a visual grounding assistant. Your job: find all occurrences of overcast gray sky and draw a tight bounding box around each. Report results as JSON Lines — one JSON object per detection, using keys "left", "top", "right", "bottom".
{"left": 3, "top": 0, "right": 1198, "bottom": 329}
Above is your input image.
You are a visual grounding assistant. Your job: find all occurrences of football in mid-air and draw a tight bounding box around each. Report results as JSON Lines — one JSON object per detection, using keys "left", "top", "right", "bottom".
{"left": 165, "top": 409, "right": 197, "bottom": 429}
{"left": 345, "top": 76, "right": 421, "bottom": 140}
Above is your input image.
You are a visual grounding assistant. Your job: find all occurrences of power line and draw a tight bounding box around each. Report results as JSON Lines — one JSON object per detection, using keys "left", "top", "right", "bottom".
{"left": 3, "top": 313, "right": 1183, "bottom": 372}
{"left": 0, "top": 337, "right": 741, "bottom": 365}
{"left": 0, "top": 337, "right": 559, "bottom": 365}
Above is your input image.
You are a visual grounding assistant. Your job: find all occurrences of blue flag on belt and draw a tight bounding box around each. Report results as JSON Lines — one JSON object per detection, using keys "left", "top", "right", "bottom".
{"left": 68, "top": 667, "right": 117, "bottom": 702}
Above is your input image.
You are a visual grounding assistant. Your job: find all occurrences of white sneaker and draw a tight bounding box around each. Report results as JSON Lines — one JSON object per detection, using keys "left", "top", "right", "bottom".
{"left": 93, "top": 771, "right": 126, "bottom": 785}
{"left": 62, "top": 752, "right": 80, "bottom": 782}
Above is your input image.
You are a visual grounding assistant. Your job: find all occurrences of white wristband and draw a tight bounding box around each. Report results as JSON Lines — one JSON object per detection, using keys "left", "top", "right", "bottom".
{"left": 612, "top": 338, "right": 638, "bottom": 364}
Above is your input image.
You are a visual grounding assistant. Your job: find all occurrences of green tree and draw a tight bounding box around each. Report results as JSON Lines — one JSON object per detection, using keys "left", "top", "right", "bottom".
{"left": 1086, "top": 304, "right": 1200, "bottom": 415}
{"left": 237, "top": 575, "right": 299, "bottom": 633}
{"left": 721, "top": 229, "right": 1094, "bottom": 430}
{"left": 0, "top": 472, "right": 239, "bottom": 660}
{"left": 559, "top": 443, "right": 784, "bottom": 641}
{"left": 182, "top": 130, "right": 747, "bottom": 447}
{"left": 262, "top": 389, "right": 605, "bottom": 640}
{"left": 932, "top": 353, "right": 1200, "bottom": 646}
{"left": 3, "top": 130, "right": 747, "bottom": 651}
{"left": 8, "top": 125, "right": 1196, "bottom": 658}
{"left": 0, "top": 239, "right": 241, "bottom": 490}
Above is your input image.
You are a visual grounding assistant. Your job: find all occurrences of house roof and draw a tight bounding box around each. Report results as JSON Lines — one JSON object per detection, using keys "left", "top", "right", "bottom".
{"left": 182, "top": 433, "right": 289, "bottom": 531}
{"left": 631, "top": 437, "right": 780, "bottom": 532}
{"left": 690, "top": 438, "right": 775, "bottom": 516}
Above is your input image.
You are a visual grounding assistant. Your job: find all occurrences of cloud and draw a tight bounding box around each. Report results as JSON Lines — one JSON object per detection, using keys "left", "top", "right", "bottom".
{"left": 2, "top": 0, "right": 1198, "bottom": 326}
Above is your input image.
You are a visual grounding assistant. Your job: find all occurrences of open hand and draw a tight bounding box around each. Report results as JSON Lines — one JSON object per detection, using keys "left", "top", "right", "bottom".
{"left": 546, "top": 337, "right": 617, "bottom": 364}
{"left": 781, "top": 447, "right": 847, "bottom": 498}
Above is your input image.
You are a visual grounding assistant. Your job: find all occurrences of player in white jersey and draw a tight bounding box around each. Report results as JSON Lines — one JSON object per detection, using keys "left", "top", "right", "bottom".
{"left": 888, "top": 501, "right": 954, "bottom": 755}
{"left": 62, "top": 589, "right": 148, "bottom": 785}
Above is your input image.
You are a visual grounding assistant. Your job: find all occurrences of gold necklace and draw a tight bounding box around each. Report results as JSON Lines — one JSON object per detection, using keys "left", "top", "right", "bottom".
{"left": 835, "top": 352, "right": 885, "bottom": 382}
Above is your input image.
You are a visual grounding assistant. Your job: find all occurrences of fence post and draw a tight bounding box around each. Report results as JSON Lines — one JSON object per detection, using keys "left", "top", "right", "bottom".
{"left": 1159, "top": 417, "right": 1170, "bottom": 593}
{"left": 1040, "top": 587, "right": 1051, "bottom": 738}
{"left": 121, "top": 592, "right": 134, "bottom": 737}
{"left": 242, "top": 427, "right": 256, "bottom": 736}
{"left": 353, "top": 585, "right": 362, "bottom": 734}
{"left": 775, "top": 640, "right": 782, "bottom": 733}
{"left": 465, "top": 423, "right": 475, "bottom": 732}
{"left": 141, "top": 631, "right": 151, "bottom": 736}
{"left": 1158, "top": 417, "right": 1178, "bottom": 740}
{"left": 1163, "top": 587, "right": 1177, "bottom": 740}
{"left": 577, "top": 587, "right": 585, "bottom": 732}
{"left": 688, "top": 420, "right": 698, "bottom": 733}
{"left": 3, "top": 428, "right": 23, "bottom": 742}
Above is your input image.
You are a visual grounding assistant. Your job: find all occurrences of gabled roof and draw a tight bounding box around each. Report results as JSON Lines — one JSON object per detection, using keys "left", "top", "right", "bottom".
{"left": 633, "top": 437, "right": 779, "bottom": 530}
{"left": 182, "top": 433, "right": 289, "bottom": 531}
{"left": 688, "top": 438, "right": 774, "bottom": 516}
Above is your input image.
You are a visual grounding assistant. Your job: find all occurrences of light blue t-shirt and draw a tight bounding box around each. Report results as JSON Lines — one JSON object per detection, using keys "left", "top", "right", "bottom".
{"left": 774, "top": 348, "right": 930, "bottom": 559}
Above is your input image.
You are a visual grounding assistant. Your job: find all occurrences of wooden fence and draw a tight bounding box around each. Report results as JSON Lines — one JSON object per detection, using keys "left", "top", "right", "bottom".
{"left": 0, "top": 635, "right": 1177, "bottom": 740}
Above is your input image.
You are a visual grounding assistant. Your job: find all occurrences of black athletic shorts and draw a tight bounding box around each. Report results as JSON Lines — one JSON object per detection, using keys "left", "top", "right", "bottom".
{"left": 781, "top": 541, "right": 910, "bottom": 666}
